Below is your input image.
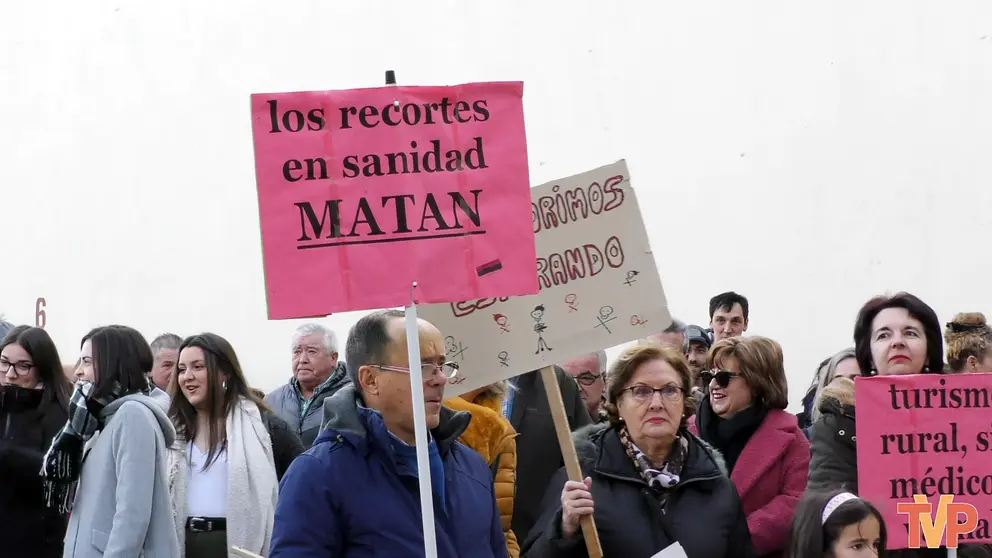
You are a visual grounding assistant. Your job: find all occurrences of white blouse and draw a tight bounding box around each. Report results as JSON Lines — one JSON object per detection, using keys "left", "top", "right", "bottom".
{"left": 186, "top": 441, "right": 228, "bottom": 518}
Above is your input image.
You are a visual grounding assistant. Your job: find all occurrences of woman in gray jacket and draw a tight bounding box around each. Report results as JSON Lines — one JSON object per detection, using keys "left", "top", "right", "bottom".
{"left": 43, "top": 325, "right": 181, "bottom": 558}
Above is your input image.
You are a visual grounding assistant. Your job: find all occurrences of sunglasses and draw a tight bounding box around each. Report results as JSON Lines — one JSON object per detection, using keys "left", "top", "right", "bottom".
{"left": 700, "top": 369, "right": 741, "bottom": 389}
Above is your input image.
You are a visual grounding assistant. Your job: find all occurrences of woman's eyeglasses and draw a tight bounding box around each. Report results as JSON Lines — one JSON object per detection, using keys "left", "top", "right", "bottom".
{"left": 0, "top": 358, "right": 34, "bottom": 376}
{"left": 622, "top": 384, "right": 684, "bottom": 404}
{"left": 700, "top": 370, "right": 741, "bottom": 389}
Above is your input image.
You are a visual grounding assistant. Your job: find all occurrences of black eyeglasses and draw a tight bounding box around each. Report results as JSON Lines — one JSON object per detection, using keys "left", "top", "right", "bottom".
{"left": 574, "top": 371, "right": 602, "bottom": 386}
{"left": 701, "top": 369, "right": 741, "bottom": 389}
{"left": 0, "top": 357, "right": 35, "bottom": 376}
{"left": 622, "top": 384, "right": 684, "bottom": 404}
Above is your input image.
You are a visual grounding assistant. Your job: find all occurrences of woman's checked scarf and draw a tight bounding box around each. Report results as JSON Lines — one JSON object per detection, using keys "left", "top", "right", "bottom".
{"left": 618, "top": 425, "right": 688, "bottom": 503}
{"left": 40, "top": 380, "right": 130, "bottom": 514}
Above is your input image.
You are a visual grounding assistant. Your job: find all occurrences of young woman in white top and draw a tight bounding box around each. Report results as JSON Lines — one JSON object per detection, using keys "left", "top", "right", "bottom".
{"left": 167, "top": 333, "right": 303, "bottom": 558}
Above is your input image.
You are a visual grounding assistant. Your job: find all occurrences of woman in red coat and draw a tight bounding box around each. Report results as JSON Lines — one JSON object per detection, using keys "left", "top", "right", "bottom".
{"left": 689, "top": 336, "right": 809, "bottom": 558}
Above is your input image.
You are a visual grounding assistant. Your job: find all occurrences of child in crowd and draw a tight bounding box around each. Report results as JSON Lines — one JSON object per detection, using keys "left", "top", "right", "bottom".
{"left": 788, "top": 490, "right": 886, "bottom": 558}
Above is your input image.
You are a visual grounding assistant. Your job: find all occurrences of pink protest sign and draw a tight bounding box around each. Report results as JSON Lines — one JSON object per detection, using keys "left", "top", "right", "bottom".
{"left": 250, "top": 82, "right": 538, "bottom": 319}
{"left": 856, "top": 374, "right": 992, "bottom": 549}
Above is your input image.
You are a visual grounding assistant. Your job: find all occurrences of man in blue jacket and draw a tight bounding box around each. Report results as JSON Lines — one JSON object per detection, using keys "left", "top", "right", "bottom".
{"left": 270, "top": 309, "right": 508, "bottom": 558}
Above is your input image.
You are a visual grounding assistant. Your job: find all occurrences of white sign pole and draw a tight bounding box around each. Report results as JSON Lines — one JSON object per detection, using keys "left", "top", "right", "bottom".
{"left": 406, "top": 294, "right": 439, "bottom": 558}
{"left": 385, "top": 70, "right": 438, "bottom": 558}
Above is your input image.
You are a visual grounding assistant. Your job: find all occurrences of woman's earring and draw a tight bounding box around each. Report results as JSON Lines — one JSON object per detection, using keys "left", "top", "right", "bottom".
{"left": 222, "top": 381, "right": 227, "bottom": 390}
{"left": 923, "top": 366, "right": 930, "bottom": 374}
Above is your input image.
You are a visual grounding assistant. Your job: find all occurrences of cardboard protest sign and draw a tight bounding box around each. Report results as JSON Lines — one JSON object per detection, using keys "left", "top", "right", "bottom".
{"left": 856, "top": 373, "right": 992, "bottom": 549}
{"left": 420, "top": 160, "right": 671, "bottom": 397}
{"left": 250, "top": 82, "right": 538, "bottom": 319}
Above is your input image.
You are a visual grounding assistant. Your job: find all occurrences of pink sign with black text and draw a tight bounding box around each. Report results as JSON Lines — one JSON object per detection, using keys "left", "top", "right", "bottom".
{"left": 856, "top": 373, "right": 992, "bottom": 549}
{"left": 250, "top": 81, "right": 537, "bottom": 319}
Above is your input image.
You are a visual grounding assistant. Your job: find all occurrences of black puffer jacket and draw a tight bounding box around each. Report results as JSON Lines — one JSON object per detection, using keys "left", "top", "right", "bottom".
{"left": 260, "top": 409, "right": 306, "bottom": 479}
{"left": 522, "top": 422, "right": 756, "bottom": 558}
{"left": 809, "top": 377, "right": 992, "bottom": 558}
{"left": 0, "top": 386, "right": 69, "bottom": 558}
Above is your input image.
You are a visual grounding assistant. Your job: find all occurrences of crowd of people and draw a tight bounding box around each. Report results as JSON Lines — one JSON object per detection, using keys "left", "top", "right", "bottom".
{"left": 0, "top": 290, "right": 990, "bottom": 558}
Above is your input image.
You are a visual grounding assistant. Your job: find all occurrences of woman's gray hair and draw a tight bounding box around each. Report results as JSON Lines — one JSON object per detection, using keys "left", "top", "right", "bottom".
{"left": 811, "top": 348, "right": 857, "bottom": 421}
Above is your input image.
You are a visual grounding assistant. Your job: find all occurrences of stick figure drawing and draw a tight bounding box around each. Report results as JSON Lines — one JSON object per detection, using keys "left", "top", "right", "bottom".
{"left": 531, "top": 304, "right": 552, "bottom": 354}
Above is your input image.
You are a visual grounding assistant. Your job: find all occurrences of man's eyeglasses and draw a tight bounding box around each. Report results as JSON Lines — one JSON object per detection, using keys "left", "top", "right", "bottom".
{"left": 0, "top": 358, "right": 34, "bottom": 376}
{"left": 700, "top": 369, "right": 742, "bottom": 389}
{"left": 574, "top": 372, "right": 602, "bottom": 386}
{"left": 622, "top": 384, "right": 684, "bottom": 404}
{"left": 372, "top": 361, "right": 459, "bottom": 380}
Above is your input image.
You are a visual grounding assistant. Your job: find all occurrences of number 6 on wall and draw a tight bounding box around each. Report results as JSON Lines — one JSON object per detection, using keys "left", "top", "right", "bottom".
{"left": 35, "top": 297, "right": 47, "bottom": 329}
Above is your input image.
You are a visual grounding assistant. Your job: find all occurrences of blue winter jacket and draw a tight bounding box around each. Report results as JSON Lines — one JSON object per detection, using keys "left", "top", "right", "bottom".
{"left": 269, "top": 384, "right": 509, "bottom": 558}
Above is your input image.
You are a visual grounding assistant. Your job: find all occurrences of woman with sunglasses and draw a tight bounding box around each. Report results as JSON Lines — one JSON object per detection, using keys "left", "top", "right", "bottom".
{"left": 167, "top": 333, "right": 304, "bottom": 558}
{"left": 523, "top": 344, "right": 755, "bottom": 558}
{"left": 0, "top": 326, "right": 72, "bottom": 557}
{"left": 688, "top": 336, "right": 809, "bottom": 558}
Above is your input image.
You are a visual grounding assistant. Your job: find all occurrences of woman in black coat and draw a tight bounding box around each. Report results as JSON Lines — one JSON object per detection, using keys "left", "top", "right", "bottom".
{"left": 523, "top": 344, "right": 756, "bottom": 558}
{"left": 0, "top": 326, "right": 73, "bottom": 558}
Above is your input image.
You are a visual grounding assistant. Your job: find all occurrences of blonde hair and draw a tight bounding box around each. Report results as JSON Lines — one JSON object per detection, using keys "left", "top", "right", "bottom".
{"left": 944, "top": 312, "right": 992, "bottom": 372}
{"left": 466, "top": 380, "right": 515, "bottom": 402}
{"left": 706, "top": 336, "right": 789, "bottom": 410}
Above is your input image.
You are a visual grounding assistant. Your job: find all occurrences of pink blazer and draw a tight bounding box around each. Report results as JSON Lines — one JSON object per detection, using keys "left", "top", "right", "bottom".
{"left": 689, "top": 409, "right": 810, "bottom": 557}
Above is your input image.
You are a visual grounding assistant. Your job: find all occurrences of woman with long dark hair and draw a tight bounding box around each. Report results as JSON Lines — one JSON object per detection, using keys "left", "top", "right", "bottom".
{"left": 46, "top": 325, "right": 180, "bottom": 558}
{"left": 0, "top": 325, "right": 72, "bottom": 557}
{"left": 167, "top": 333, "right": 303, "bottom": 558}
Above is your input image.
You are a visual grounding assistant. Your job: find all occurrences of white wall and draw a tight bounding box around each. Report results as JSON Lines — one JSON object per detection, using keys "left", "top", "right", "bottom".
{"left": 3, "top": 1, "right": 991, "bottom": 407}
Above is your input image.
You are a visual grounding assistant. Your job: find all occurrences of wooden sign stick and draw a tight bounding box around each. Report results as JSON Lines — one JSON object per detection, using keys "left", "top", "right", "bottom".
{"left": 539, "top": 365, "right": 604, "bottom": 558}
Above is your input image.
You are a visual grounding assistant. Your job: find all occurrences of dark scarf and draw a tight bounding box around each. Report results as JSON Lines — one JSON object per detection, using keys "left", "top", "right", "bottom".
{"left": 0, "top": 385, "right": 46, "bottom": 439}
{"left": 618, "top": 425, "right": 688, "bottom": 505}
{"left": 0, "top": 384, "right": 45, "bottom": 413}
{"left": 41, "top": 380, "right": 137, "bottom": 513}
{"left": 696, "top": 395, "right": 767, "bottom": 473}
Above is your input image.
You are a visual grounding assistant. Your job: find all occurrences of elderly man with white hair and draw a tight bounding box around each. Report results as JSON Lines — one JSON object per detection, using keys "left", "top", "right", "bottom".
{"left": 559, "top": 350, "right": 609, "bottom": 422}
{"left": 265, "top": 323, "right": 350, "bottom": 447}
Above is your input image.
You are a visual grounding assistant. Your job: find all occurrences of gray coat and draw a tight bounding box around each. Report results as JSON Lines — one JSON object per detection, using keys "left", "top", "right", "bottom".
{"left": 265, "top": 362, "right": 350, "bottom": 447}
{"left": 62, "top": 394, "right": 180, "bottom": 558}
